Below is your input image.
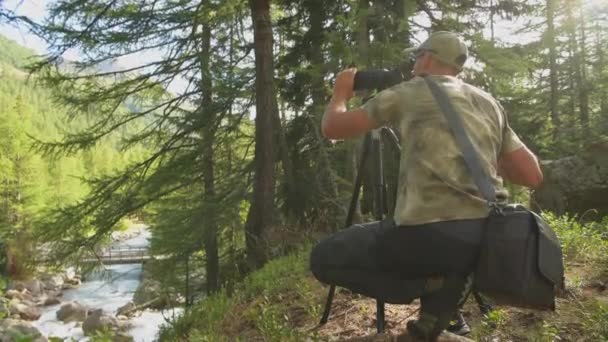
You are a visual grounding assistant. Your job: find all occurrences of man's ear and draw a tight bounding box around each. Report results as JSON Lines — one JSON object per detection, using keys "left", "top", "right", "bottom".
{"left": 421, "top": 53, "right": 433, "bottom": 70}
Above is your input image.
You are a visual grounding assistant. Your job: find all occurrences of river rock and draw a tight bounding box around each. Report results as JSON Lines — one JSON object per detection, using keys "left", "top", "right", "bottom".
{"left": 133, "top": 279, "right": 162, "bottom": 306}
{"left": 113, "top": 332, "right": 135, "bottom": 342}
{"left": 37, "top": 294, "right": 61, "bottom": 307}
{"left": 7, "top": 281, "right": 26, "bottom": 292}
{"left": 56, "top": 301, "right": 88, "bottom": 322}
{"left": 82, "top": 309, "right": 121, "bottom": 336}
{"left": 0, "top": 319, "right": 47, "bottom": 342}
{"left": 116, "top": 301, "right": 136, "bottom": 317}
{"left": 64, "top": 267, "right": 76, "bottom": 281}
{"left": 8, "top": 299, "right": 42, "bottom": 320}
{"left": 5, "top": 289, "right": 34, "bottom": 302}
{"left": 7, "top": 280, "right": 43, "bottom": 297}
{"left": 23, "top": 279, "right": 44, "bottom": 296}
{"left": 40, "top": 274, "right": 64, "bottom": 291}
{"left": 43, "top": 296, "right": 61, "bottom": 306}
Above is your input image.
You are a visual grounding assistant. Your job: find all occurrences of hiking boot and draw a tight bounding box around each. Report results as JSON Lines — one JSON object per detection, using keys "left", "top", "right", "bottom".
{"left": 446, "top": 312, "right": 471, "bottom": 336}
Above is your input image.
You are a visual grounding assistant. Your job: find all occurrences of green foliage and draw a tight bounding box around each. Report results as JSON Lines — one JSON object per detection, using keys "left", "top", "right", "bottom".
{"left": 0, "top": 33, "right": 145, "bottom": 271}
{"left": 158, "top": 294, "right": 234, "bottom": 341}
{"left": 0, "top": 35, "right": 36, "bottom": 68}
{"left": 89, "top": 328, "right": 121, "bottom": 342}
{"left": 158, "top": 248, "right": 316, "bottom": 341}
{"left": 242, "top": 250, "right": 308, "bottom": 299}
{"left": 581, "top": 301, "right": 608, "bottom": 340}
{"left": 542, "top": 212, "right": 608, "bottom": 262}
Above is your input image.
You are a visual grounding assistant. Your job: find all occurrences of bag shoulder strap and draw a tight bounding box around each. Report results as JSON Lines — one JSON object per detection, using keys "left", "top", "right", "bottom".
{"left": 422, "top": 76, "right": 498, "bottom": 208}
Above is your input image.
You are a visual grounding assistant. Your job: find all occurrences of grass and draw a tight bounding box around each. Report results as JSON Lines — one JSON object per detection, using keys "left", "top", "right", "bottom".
{"left": 158, "top": 214, "right": 608, "bottom": 341}
{"left": 157, "top": 247, "right": 324, "bottom": 341}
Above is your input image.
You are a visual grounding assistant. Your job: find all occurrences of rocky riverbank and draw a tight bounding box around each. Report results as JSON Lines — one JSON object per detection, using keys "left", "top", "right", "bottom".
{"left": 1, "top": 269, "right": 138, "bottom": 341}
{"left": 1, "top": 225, "right": 180, "bottom": 341}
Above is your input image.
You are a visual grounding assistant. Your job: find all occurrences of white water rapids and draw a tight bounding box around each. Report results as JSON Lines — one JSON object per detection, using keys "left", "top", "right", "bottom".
{"left": 30, "top": 225, "right": 182, "bottom": 341}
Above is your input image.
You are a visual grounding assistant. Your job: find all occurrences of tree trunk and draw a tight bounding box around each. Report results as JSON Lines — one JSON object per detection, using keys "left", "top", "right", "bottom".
{"left": 565, "top": 0, "right": 589, "bottom": 140}
{"left": 307, "top": 0, "right": 341, "bottom": 228}
{"left": 246, "top": 0, "right": 277, "bottom": 269}
{"left": 598, "top": 23, "right": 607, "bottom": 116}
{"left": 356, "top": 0, "right": 373, "bottom": 217}
{"left": 546, "top": 0, "right": 560, "bottom": 138}
{"left": 273, "top": 20, "right": 297, "bottom": 222}
{"left": 577, "top": 6, "right": 590, "bottom": 137}
{"left": 199, "top": 23, "right": 219, "bottom": 294}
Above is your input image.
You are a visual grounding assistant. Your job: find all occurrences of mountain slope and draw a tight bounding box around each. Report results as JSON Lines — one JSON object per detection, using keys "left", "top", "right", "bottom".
{"left": 0, "top": 34, "right": 36, "bottom": 68}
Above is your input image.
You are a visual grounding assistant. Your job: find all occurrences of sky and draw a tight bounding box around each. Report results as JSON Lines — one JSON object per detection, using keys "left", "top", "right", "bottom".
{"left": 1, "top": 0, "right": 49, "bottom": 54}
{"left": 1, "top": 0, "right": 606, "bottom": 72}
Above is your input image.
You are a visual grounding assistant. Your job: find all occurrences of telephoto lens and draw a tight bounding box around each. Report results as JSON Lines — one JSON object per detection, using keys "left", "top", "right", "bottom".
{"left": 353, "top": 69, "right": 403, "bottom": 91}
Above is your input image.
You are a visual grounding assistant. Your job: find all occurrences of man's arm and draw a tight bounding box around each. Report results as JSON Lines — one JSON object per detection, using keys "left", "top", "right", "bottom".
{"left": 321, "top": 68, "right": 379, "bottom": 139}
{"left": 498, "top": 146, "right": 543, "bottom": 188}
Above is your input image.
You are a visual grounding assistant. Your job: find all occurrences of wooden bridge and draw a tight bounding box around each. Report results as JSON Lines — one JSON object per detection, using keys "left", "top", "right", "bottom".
{"left": 83, "top": 246, "right": 151, "bottom": 265}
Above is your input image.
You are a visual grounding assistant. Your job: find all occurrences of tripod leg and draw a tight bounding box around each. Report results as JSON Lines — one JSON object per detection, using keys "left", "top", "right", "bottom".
{"left": 320, "top": 285, "right": 336, "bottom": 324}
{"left": 377, "top": 300, "right": 385, "bottom": 333}
{"left": 473, "top": 290, "right": 493, "bottom": 315}
{"left": 371, "top": 130, "right": 387, "bottom": 333}
{"left": 319, "top": 134, "right": 371, "bottom": 326}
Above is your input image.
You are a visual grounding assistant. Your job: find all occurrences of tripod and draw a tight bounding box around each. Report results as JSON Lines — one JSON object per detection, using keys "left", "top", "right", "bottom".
{"left": 319, "top": 126, "right": 401, "bottom": 333}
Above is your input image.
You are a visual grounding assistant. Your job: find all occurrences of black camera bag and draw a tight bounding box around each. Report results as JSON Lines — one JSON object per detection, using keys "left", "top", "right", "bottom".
{"left": 423, "top": 76, "right": 565, "bottom": 310}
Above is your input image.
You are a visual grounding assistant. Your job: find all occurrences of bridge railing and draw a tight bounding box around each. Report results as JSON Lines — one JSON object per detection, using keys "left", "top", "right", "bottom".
{"left": 84, "top": 245, "right": 150, "bottom": 264}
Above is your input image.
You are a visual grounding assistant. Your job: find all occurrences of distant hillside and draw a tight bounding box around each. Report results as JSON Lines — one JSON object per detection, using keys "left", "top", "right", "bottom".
{"left": 0, "top": 34, "right": 36, "bottom": 68}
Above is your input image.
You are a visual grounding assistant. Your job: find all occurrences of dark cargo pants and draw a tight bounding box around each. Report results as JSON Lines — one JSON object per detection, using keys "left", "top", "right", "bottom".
{"left": 310, "top": 218, "right": 484, "bottom": 340}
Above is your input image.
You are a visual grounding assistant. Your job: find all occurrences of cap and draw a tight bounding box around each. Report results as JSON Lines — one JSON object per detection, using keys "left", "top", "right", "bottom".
{"left": 405, "top": 31, "right": 468, "bottom": 71}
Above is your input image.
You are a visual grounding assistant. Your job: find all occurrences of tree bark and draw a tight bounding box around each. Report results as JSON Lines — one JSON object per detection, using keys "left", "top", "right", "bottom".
{"left": 577, "top": 6, "right": 590, "bottom": 137}
{"left": 597, "top": 23, "right": 607, "bottom": 116}
{"left": 565, "top": 0, "right": 589, "bottom": 139}
{"left": 546, "top": 0, "right": 560, "bottom": 138}
{"left": 245, "top": 0, "right": 277, "bottom": 269}
{"left": 199, "top": 23, "right": 220, "bottom": 295}
{"left": 356, "top": 0, "right": 373, "bottom": 217}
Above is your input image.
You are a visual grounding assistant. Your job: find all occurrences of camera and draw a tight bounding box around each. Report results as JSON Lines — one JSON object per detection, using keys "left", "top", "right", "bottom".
{"left": 352, "top": 59, "right": 414, "bottom": 91}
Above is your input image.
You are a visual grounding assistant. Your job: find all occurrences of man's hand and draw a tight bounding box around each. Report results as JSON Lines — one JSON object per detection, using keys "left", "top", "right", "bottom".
{"left": 321, "top": 68, "right": 378, "bottom": 139}
{"left": 332, "top": 68, "right": 356, "bottom": 101}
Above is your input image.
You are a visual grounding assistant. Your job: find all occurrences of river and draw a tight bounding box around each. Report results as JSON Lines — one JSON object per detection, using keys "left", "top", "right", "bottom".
{"left": 30, "top": 225, "right": 182, "bottom": 341}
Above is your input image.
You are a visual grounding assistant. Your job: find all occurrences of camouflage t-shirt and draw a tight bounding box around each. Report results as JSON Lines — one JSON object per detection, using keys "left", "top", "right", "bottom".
{"left": 362, "top": 75, "right": 524, "bottom": 225}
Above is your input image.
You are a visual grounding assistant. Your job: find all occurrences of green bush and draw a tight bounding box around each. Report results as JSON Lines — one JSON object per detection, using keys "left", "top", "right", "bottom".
{"left": 158, "top": 248, "right": 313, "bottom": 341}
{"left": 581, "top": 301, "right": 608, "bottom": 340}
{"left": 542, "top": 212, "right": 608, "bottom": 262}
{"left": 242, "top": 249, "right": 308, "bottom": 300}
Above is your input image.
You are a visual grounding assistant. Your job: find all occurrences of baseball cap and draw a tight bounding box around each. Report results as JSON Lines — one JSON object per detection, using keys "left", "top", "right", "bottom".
{"left": 405, "top": 31, "right": 468, "bottom": 71}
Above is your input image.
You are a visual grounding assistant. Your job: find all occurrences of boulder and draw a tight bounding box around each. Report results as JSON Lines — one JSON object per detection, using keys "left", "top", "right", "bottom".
{"left": 5, "top": 289, "right": 34, "bottom": 303}
{"left": 133, "top": 279, "right": 162, "bottom": 306}
{"left": 7, "top": 279, "right": 43, "bottom": 297}
{"left": 82, "top": 309, "right": 122, "bottom": 336}
{"left": 8, "top": 300, "right": 42, "bottom": 321}
{"left": 7, "top": 281, "right": 26, "bottom": 292}
{"left": 116, "top": 301, "right": 136, "bottom": 317}
{"left": 40, "top": 274, "right": 64, "bottom": 291}
{"left": 532, "top": 143, "right": 608, "bottom": 218}
{"left": 22, "top": 279, "right": 44, "bottom": 296}
{"left": 36, "top": 294, "right": 61, "bottom": 307}
{"left": 0, "top": 319, "right": 47, "bottom": 342}
{"left": 113, "top": 332, "right": 135, "bottom": 342}
{"left": 42, "top": 296, "right": 61, "bottom": 306}
{"left": 56, "top": 301, "right": 88, "bottom": 322}
{"left": 64, "top": 277, "right": 81, "bottom": 286}
{"left": 64, "top": 267, "right": 76, "bottom": 282}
